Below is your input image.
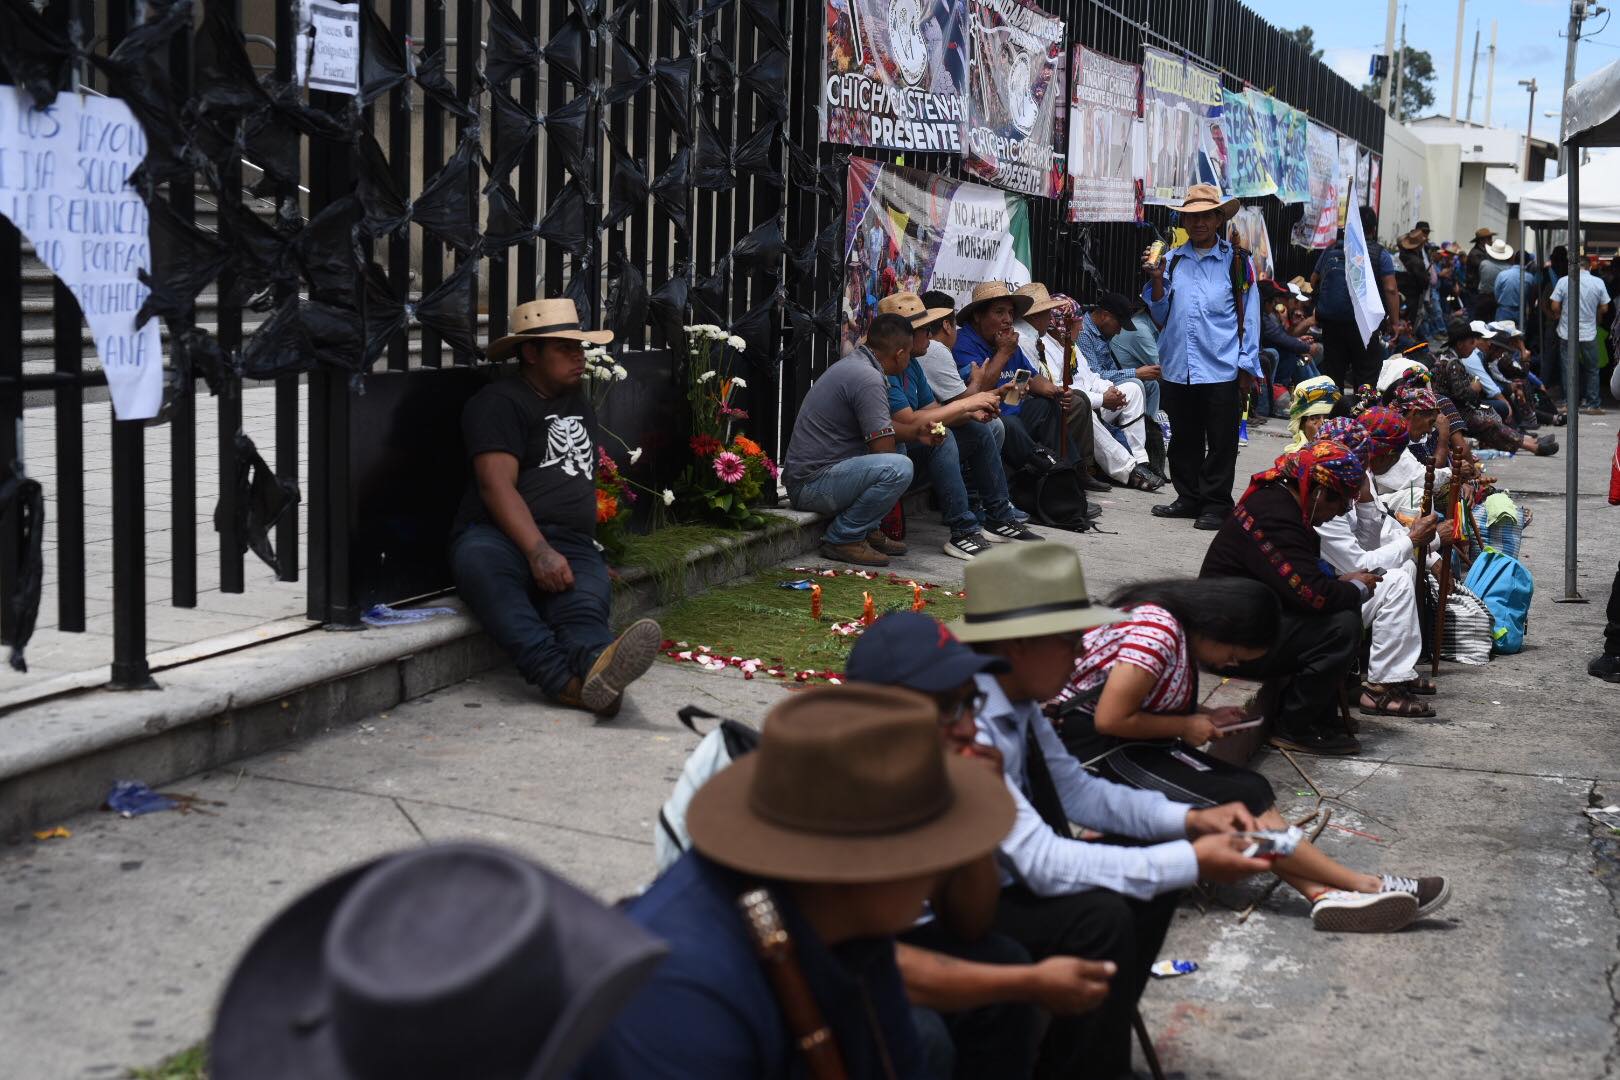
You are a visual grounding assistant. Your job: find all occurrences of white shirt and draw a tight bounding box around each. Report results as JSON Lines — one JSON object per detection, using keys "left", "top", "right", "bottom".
{"left": 1013, "top": 322, "right": 1113, "bottom": 408}
{"left": 1374, "top": 450, "right": 1451, "bottom": 515}
{"left": 1549, "top": 274, "right": 1612, "bottom": 341}
{"left": 1317, "top": 500, "right": 1412, "bottom": 575}
{"left": 972, "top": 674, "right": 1199, "bottom": 900}
{"left": 918, "top": 339, "right": 968, "bottom": 401}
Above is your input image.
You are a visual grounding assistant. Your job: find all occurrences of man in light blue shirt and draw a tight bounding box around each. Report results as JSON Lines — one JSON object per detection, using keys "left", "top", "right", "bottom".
{"left": 1493, "top": 254, "right": 1536, "bottom": 329}
{"left": 1141, "top": 185, "right": 1262, "bottom": 531}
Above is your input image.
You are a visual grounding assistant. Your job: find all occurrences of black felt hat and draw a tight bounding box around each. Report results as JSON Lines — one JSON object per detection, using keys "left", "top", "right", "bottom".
{"left": 1094, "top": 292, "right": 1138, "bottom": 325}
{"left": 210, "top": 843, "right": 667, "bottom": 1080}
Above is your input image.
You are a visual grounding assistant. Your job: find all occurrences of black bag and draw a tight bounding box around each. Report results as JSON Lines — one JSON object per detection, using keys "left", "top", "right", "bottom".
{"left": 1009, "top": 462, "right": 1094, "bottom": 531}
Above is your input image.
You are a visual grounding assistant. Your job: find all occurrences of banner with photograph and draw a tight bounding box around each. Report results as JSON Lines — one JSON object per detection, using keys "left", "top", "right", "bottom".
{"left": 1369, "top": 154, "right": 1382, "bottom": 215}
{"left": 1262, "top": 96, "right": 1309, "bottom": 204}
{"left": 842, "top": 156, "right": 1032, "bottom": 353}
{"left": 963, "top": 0, "right": 1066, "bottom": 197}
{"left": 1355, "top": 147, "right": 1372, "bottom": 208}
{"left": 1141, "top": 46, "right": 1224, "bottom": 205}
{"left": 821, "top": 0, "right": 969, "bottom": 152}
{"left": 1291, "top": 121, "right": 1341, "bottom": 249}
{"left": 1336, "top": 134, "right": 1358, "bottom": 226}
{"left": 1228, "top": 205, "right": 1275, "bottom": 281}
{"left": 1220, "top": 88, "right": 1276, "bottom": 199}
{"left": 1065, "top": 45, "right": 1142, "bottom": 222}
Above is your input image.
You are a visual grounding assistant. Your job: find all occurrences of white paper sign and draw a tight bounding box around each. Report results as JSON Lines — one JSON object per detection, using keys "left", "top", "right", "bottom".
{"left": 297, "top": 0, "right": 361, "bottom": 95}
{"left": 0, "top": 87, "right": 162, "bottom": 420}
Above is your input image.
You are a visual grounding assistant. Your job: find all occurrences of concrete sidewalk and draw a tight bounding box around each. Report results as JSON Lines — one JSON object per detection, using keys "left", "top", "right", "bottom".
{"left": 3, "top": 410, "right": 1619, "bottom": 1078}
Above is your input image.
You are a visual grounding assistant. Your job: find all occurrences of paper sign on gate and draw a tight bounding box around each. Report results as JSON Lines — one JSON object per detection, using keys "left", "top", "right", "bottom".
{"left": 296, "top": 0, "right": 362, "bottom": 95}
{"left": 0, "top": 87, "right": 162, "bottom": 421}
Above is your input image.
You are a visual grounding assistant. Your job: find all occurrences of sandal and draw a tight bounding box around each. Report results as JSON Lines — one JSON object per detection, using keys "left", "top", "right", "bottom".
{"left": 1400, "top": 676, "right": 1437, "bottom": 696}
{"left": 1358, "top": 685, "right": 1436, "bottom": 718}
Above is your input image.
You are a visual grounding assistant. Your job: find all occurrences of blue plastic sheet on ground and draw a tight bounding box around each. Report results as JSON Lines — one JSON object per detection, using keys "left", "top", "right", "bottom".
{"left": 361, "top": 603, "right": 458, "bottom": 627}
{"left": 106, "top": 780, "right": 178, "bottom": 817}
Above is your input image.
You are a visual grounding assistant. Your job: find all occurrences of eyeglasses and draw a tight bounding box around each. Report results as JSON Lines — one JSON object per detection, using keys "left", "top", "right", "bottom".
{"left": 938, "top": 691, "right": 987, "bottom": 726}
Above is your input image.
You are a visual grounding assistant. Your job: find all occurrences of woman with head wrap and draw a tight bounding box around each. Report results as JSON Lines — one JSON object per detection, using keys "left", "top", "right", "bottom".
{"left": 1200, "top": 439, "right": 1381, "bottom": 755}
{"left": 1286, "top": 375, "right": 1343, "bottom": 450}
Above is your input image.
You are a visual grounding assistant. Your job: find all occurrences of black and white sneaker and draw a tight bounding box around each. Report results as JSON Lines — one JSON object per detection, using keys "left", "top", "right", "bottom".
{"left": 982, "top": 520, "right": 1041, "bottom": 543}
{"left": 1379, "top": 873, "right": 1451, "bottom": 918}
{"left": 1310, "top": 889, "right": 1418, "bottom": 933}
{"left": 943, "top": 533, "right": 991, "bottom": 560}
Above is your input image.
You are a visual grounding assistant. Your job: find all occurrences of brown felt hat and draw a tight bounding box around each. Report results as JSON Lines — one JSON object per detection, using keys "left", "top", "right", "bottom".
{"left": 684, "top": 685, "right": 1015, "bottom": 884}
{"left": 1014, "top": 282, "right": 1065, "bottom": 317}
{"left": 958, "top": 280, "right": 1034, "bottom": 323}
{"left": 879, "top": 291, "right": 952, "bottom": 329}
{"left": 1474, "top": 227, "right": 1495, "bottom": 241}
{"left": 1175, "top": 183, "right": 1240, "bottom": 222}
{"left": 486, "top": 298, "right": 613, "bottom": 363}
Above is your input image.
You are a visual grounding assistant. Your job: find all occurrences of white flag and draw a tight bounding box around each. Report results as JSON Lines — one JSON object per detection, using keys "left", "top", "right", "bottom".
{"left": 1342, "top": 174, "right": 1386, "bottom": 346}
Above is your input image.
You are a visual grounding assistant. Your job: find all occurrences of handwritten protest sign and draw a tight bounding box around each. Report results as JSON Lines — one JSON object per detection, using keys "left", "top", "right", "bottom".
{"left": 0, "top": 87, "right": 161, "bottom": 420}
{"left": 296, "top": 0, "right": 362, "bottom": 95}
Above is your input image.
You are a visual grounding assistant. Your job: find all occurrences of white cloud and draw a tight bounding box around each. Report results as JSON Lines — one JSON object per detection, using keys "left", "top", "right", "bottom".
{"left": 1322, "top": 47, "right": 1374, "bottom": 88}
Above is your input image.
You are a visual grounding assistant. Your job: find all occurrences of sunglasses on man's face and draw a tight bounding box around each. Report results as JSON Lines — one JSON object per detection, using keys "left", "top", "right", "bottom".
{"left": 936, "top": 691, "right": 987, "bottom": 726}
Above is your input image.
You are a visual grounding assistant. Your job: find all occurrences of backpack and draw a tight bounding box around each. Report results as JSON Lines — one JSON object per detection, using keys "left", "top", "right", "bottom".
{"left": 1462, "top": 550, "right": 1534, "bottom": 655}
{"left": 1166, "top": 242, "right": 1255, "bottom": 346}
{"left": 1008, "top": 461, "right": 1095, "bottom": 532}
{"left": 654, "top": 706, "right": 760, "bottom": 872}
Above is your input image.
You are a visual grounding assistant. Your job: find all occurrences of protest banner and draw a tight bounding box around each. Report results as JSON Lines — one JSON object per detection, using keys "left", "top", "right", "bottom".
{"left": 296, "top": 0, "right": 361, "bottom": 95}
{"left": 821, "top": 0, "right": 968, "bottom": 152}
{"left": 842, "top": 156, "right": 1031, "bottom": 353}
{"left": 1336, "top": 133, "right": 1358, "bottom": 225}
{"left": 1342, "top": 175, "right": 1384, "bottom": 346}
{"left": 1229, "top": 205, "right": 1275, "bottom": 281}
{"left": 962, "top": 0, "right": 1066, "bottom": 198}
{"left": 1141, "top": 46, "right": 1224, "bottom": 205}
{"left": 1369, "top": 153, "right": 1382, "bottom": 215}
{"left": 0, "top": 86, "right": 161, "bottom": 420}
{"left": 1290, "top": 121, "right": 1340, "bottom": 249}
{"left": 1355, "top": 146, "right": 1372, "bottom": 208}
{"left": 1265, "top": 96, "right": 1309, "bottom": 204}
{"left": 1220, "top": 87, "right": 1276, "bottom": 198}
{"left": 1065, "top": 45, "right": 1141, "bottom": 222}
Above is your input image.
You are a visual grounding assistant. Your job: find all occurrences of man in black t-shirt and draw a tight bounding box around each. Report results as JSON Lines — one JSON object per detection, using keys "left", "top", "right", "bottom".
{"left": 450, "top": 299, "right": 660, "bottom": 717}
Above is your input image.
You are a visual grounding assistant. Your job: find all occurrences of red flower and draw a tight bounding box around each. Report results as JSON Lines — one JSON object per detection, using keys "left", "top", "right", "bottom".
{"left": 690, "top": 434, "right": 722, "bottom": 456}
{"left": 595, "top": 490, "right": 620, "bottom": 524}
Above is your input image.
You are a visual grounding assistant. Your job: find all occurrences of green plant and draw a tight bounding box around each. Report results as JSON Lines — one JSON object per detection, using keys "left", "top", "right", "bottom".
{"left": 672, "top": 325, "right": 774, "bottom": 530}
{"left": 130, "top": 1043, "right": 206, "bottom": 1080}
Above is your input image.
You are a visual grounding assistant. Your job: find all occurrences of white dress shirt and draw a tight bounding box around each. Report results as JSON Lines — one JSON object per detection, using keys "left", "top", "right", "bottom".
{"left": 1317, "top": 499, "right": 1412, "bottom": 575}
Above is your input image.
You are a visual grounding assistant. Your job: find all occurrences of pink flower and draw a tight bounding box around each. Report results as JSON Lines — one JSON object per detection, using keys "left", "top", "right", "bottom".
{"left": 713, "top": 451, "right": 746, "bottom": 484}
{"left": 761, "top": 455, "right": 780, "bottom": 480}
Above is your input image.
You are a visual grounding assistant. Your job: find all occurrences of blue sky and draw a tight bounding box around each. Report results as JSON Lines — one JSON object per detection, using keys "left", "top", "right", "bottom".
{"left": 1243, "top": 0, "right": 1620, "bottom": 160}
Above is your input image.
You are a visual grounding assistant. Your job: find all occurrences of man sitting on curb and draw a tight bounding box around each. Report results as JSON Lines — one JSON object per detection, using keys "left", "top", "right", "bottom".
{"left": 1075, "top": 290, "right": 1164, "bottom": 422}
{"left": 450, "top": 298, "right": 661, "bottom": 718}
{"left": 582, "top": 684, "right": 1017, "bottom": 1079}
{"left": 879, "top": 291, "right": 1040, "bottom": 554}
{"left": 1065, "top": 290, "right": 1165, "bottom": 491}
{"left": 953, "top": 543, "right": 1270, "bottom": 1078}
{"left": 916, "top": 289, "right": 1035, "bottom": 464}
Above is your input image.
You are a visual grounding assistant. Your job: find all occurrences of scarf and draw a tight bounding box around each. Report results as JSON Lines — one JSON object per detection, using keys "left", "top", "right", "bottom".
{"left": 1316, "top": 417, "right": 1371, "bottom": 462}
{"left": 1286, "top": 375, "right": 1342, "bottom": 450}
{"left": 1358, "top": 405, "right": 1411, "bottom": 456}
{"left": 1243, "top": 439, "right": 1366, "bottom": 522}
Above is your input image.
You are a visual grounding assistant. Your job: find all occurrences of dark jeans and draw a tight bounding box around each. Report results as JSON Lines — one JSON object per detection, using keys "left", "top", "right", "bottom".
{"left": 1160, "top": 378, "right": 1241, "bottom": 515}
{"left": 1605, "top": 557, "right": 1620, "bottom": 657}
{"left": 1009, "top": 394, "right": 1094, "bottom": 472}
{"left": 450, "top": 522, "right": 614, "bottom": 697}
{"left": 995, "top": 885, "right": 1180, "bottom": 1080}
{"left": 901, "top": 924, "right": 1043, "bottom": 1080}
{"left": 1226, "top": 608, "right": 1362, "bottom": 735}
{"left": 908, "top": 421, "right": 1019, "bottom": 537}
{"left": 1318, "top": 318, "right": 1381, "bottom": 389}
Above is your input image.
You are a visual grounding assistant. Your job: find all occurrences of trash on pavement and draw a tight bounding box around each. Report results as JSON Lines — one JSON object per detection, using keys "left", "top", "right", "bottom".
{"left": 361, "top": 603, "right": 458, "bottom": 627}
{"left": 1150, "top": 960, "right": 1199, "bottom": 978}
{"left": 105, "top": 780, "right": 179, "bottom": 817}
{"left": 32, "top": 826, "right": 71, "bottom": 841}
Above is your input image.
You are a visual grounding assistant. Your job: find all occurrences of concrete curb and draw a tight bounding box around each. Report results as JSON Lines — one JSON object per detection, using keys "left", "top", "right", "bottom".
{"left": 0, "top": 507, "right": 831, "bottom": 837}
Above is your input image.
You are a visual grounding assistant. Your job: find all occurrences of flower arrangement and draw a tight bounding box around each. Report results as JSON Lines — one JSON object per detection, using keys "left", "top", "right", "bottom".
{"left": 673, "top": 324, "right": 774, "bottom": 530}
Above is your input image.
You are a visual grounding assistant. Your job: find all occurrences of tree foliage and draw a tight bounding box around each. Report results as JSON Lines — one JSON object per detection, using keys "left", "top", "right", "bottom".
{"left": 1283, "top": 25, "right": 1324, "bottom": 60}
{"left": 1363, "top": 48, "right": 1437, "bottom": 118}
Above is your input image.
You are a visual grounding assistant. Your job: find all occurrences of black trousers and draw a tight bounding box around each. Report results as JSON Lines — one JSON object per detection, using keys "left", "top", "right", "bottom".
{"left": 1226, "top": 608, "right": 1361, "bottom": 735}
{"left": 1605, "top": 556, "right": 1620, "bottom": 656}
{"left": 994, "top": 886, "right": 1180, "bottom": 1080}
{"left": 1009, "top": 395, "right": 1095, "bottom": 471}
{"left": 901, "top": 924, "right": 1043, "bottom": 1080}
{"left": 1160, "top": 378, "right": 1241, "bottom": 515}
{"left": 1318, "top": 318, "right": 1381, "bottom": 389}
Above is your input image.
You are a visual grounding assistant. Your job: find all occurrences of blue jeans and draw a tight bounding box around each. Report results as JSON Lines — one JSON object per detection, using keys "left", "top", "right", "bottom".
{"left": 1425, "top": 285, "right": 1448, "bottom": 340}
{"left": 906, "top": 427, "right": 1003, "bottom": 539}
{"left": 1579, "top": 339, "right": 1603, "bottom": 407}
{"left": 450, "top": 523, "right": 614, "bottom": 698}
{"left": 949, "top": 419, "right": 1019, "bottom": 528}
{"left": 791, "top": 454, "right": 914, "bottom": 545}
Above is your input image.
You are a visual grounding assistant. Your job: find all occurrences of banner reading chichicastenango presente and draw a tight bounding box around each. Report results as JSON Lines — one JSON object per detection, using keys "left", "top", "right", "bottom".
{"left": 962, "top": 0, "right": 1065, "bottom": 197}
{"left": 1220, "top": 88, "right": 1276, "bottom": 199}
{"left": 1263, "top": 96, "right": 1309, "bottom": 204}
{"left": 1141, "top": 46, "right": 1224, "bottom": 205}
{"left": 1291, "top": 120, "right": 1340, "bottom": 249}
{"left": 1066, "top": 45, "right": 1142, "bottom": 222}
{"left": 842, "top": 156, "right": 1031, "bottom": 354}
{"left": 821, "top": 0, "right": 967, "bottom": 152}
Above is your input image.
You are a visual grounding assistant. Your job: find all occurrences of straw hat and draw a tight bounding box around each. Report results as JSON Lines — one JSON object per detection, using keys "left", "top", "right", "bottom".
{"left": 958, "top": 280, "right": 1033, "bottom": 323}
{"left": 1175, "top": 183, "right": 1240, "bottom": 222}
{"left": 684, "top": 685, "right": 1014, "bottom": 883}
{"left": 486, "top": 298, "right": 613, "bottom": 364}
{"left": 1398, "top": 230, "right": 1425, "bottom": 251}
{"left": 1014, "top": 282, "right": 1065, "bottom": 317}
{"left": 1287, "top": 276, "right": 1313, "bottom": 300}
{"left": 949, "top": 543, "right": 1123, "bottom": 643}
{"left": 1485, "top": 238, "right": 1514, "bottom": 261}
{"left": 878, "top": 291, "right": 952, "bottom": 329}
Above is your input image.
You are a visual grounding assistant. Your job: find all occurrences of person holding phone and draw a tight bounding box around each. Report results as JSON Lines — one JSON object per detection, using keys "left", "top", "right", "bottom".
{"left": 1050, "top": 575, "right": 1450, "bottom": 933}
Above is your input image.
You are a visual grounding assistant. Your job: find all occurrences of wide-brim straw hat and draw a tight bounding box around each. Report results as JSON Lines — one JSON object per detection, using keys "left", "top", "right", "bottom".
{"left": 1014, "top": 282, "right": 1065, "bottom": 317}
{"left": 487, "top": 298, "right": 613, "bottom": 363}
{"left": 1175, "top": 183, "right": 1240, "bottom": 222}
{"left": 878, "top": 290, "right": 952, "bottom": 329}
{"left": 958, "top": 280, "right": 1034, "bottom": 323}
{"left": 949, "top": 543, "right": 1123, "bottom": 643}
{"left": 685, "top": 685, "right": 1014, "bottom": 883}
{"left": 1485, "top": 239, "right": 1515, "bottom": 260}
{"left": 1398, "top": 230, "right": 1425, "bottom": 251}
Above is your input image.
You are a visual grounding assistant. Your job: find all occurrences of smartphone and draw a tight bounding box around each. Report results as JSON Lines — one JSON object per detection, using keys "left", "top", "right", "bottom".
{"left": 1005, "top": 368, "right": 1031, "bottom": 406}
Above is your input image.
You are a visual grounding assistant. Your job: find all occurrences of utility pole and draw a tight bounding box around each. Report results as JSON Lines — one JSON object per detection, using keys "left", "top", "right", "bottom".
{"left": 1394, "top": 6, "right": 1408, "bottom": 122}
{"left": 1465, "top": 23, "right": 1480, "bottom": 124}
{"left": 1519, "top": 77, "right": 1538, "bottom": 178}
{"left": 1381, "top": 0, "right": 1398, "bottom": 114}
{"left": 1484, "top": 20, "right": 1498, "bottom": 125}
{"left": 1451, "top": 0, "right": 1466, "bottom": 121}
{"left": 1560, "top": 0, "right": 1590, "bottom": 175}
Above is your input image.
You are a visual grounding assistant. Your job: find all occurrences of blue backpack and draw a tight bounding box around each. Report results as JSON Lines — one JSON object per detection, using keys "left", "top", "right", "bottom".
{"left": 1463, "top": 550, "right": 1533, "bottom": 654}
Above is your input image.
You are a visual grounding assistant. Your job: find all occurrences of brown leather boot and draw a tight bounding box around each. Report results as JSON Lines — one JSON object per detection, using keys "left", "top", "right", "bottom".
{"left": 818, "top": 539, "right": 889, "bottom": 566}
{"left": 579, "top": 617, "right": 662, "bottom": 715}
{"left": 552, "top": 676, "right": 621, "bottom": 719}
{"left": 866, "top": 530, "right": 908, "bottom": 556}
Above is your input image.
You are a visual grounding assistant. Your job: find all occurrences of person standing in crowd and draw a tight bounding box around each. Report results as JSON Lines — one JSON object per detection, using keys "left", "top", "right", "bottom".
{"left": 1474, "top": 236, "right": 1515, "bottom": 317}
{"left": 450, "top": 299, "right": 662, "bottom": 718}
{"left": 1310, "top": 206, "right": 1400, "bottom": 389}
{"left": 1494, "top": 252, "right": 1536, "bottom": 330}
{"left": 1464, "top": 227, "right": 1495, "bottom": 298}
{"left": 1396, "top": 230, "right": 1430, "bottom": 327}
{"left": 1143, "top": 183, "right": 1262, "bottom": 531}
{"left": 1546, "top": 261, "right": 1613, "bottom": 415}
{"left": 582, "top": 685, "right": 1017, "bottom": 1079}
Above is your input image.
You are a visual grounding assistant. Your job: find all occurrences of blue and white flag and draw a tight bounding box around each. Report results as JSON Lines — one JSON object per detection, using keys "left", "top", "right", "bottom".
{"left": 1342, "top": 174, "right": 1385, "bottom": 346}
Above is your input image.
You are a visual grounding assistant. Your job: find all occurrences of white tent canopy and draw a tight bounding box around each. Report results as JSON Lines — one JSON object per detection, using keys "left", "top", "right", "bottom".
{"left": 1519, "top": 150, "right": 1620, "bottom": 223}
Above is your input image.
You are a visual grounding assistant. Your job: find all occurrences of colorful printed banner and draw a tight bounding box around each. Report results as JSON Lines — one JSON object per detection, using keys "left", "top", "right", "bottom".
{"left": 1369, "top": 153, "right": 1382, "bottom": 216}
{"left": 1336, "top": 133, "right": 1358, "bottom": 226}
{"left": 1291, "top": 121, "right": 1341, "bottom": 249}
{"left": 1141, "top": 46, "right": 1224, "bottom": 205}
{"left": 821, "top": 0, "right": 969, "bottom": 152}
{"left": 1264, "top": 96, "right": 1309, "bottom": 204}
{"left": 1228, "top": 205, "right": 1275, "bottom": 280}
{"left": 1065, "top": 44, "right": 1142, "bottom": 222}
{"left": 1220, "top": 87, "right": 1277, "bottom": 199}
{"left": 1355, "top": 147, "right": 1372, "bottom": 209}
{"left": 963, "top": 0, "right": 1066, "bottom": 197}
{"left": 842, "top": 156, "right": 1031, "bottom": 354}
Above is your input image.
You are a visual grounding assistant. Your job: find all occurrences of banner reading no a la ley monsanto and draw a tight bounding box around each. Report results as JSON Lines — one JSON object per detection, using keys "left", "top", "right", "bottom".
{"left": 821, "top": 0, "right": 968, "bottom": 152}
{"left": 841, "top": 156, "right": 1031, "bottom": 354}
{"left": 962, "top": 0, "right": 1066, "bottom": 198}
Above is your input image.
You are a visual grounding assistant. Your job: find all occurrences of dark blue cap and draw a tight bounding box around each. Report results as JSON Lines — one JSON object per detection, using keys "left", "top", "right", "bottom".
{"left": 845, "top": 612, "right": 1009, "bottom": 693}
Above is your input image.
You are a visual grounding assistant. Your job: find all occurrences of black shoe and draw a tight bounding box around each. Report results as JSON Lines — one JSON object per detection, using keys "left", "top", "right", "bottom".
{"left": 1084, "top": 504, "right": 1103, "bottom": 521}
{"left": 1080, "top": 474, "right": 1111, "bottom": 493}
{"left": 1270, "top": 727, "right": 1362, "bottom": 756}
{"left": 1193, "top": 511, "right": 1227, "bottom": 530}
{"left": 1535, "top": 435, "right": 1559, "bottom": 456}
{"left": 1127, "top": 464, "right": 1165, "bottom": 492}
{"left": 1151, "top": 498, "right": 1199, "bottom": 519}
{"left": 1590, "top": 654, "right": 1620, "bottom": 683}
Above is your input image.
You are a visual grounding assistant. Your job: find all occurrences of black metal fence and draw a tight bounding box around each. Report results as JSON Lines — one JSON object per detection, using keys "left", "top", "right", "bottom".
{"left": 0, "top": 0, "right": 1384, "bottom": 689}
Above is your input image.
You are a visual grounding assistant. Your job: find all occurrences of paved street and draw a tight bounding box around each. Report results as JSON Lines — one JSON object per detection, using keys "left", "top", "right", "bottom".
{"left": 3, "top": 412, "right": 1618, "bottom": 1077}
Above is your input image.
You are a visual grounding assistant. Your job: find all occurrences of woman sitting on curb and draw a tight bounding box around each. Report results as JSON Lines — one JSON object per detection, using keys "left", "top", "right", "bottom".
{"left": 1049, "top": 575, "right": 1451, "bottom": 933}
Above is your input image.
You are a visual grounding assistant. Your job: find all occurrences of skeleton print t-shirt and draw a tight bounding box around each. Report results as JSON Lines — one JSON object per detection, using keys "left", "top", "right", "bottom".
{"left": 455, "top": 377, "right": 600, "bottom": 536}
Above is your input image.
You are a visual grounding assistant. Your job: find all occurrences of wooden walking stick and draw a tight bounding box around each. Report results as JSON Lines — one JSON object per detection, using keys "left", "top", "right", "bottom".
{"left": 739, "top": 888, "right": 849, "bottom": 1080}
{"left": 1058, "top": 337, "right": 1075, "bottom": 459}
{"left": 1415, "top": 461, "right": 1436, "bottom": 665}
{"left": 1431, "top": 472, "right": 1459, "bottom": 677}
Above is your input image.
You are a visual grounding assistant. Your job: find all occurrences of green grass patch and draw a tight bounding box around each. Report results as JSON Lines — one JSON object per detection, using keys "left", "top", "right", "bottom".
{"left": 614, "top": 519, "right": 794, "bottom": 603}
{"left": 656, "top": 565, "right": 966, "bottom": 675}
{"left": 130, "top": 1044, "right": 206, "bottom": 1080}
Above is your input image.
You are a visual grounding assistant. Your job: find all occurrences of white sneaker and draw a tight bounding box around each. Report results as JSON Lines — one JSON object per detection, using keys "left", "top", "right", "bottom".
{"left": 943, "top": 533, "right": 991, "bottom": 560}
{"left": 1310, "top": 888, "right": 1418, "bottom": 933}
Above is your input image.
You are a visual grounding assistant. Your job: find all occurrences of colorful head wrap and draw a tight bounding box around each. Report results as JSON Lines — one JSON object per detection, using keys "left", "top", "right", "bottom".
{"left": 1317, "top": 417, "right": 1371, "bottom": 462}
{"left": 1243, "top": 438, "right": 1367, "bottom": 521}
{"left": 1393, "top": 383, "right": 1440, "bottom": 412}
{"left": 1048, "top": 293, "right": 1083, "bottom": 324}
{"left": 1287, "top": 375, "right": 1341, "bottom": 449}
{"left": 1357, "top": 405, "right": 1411, "bottom": 457}
{"left": 1377, "top": 355, "right": 1429, "bottom": 391}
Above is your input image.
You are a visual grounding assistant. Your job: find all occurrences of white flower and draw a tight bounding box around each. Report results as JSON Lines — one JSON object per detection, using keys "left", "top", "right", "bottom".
{"left": 612, "top": 364, "right": 629, "bottom": 381}
{"left": 661, "top": 488, "right": 675, "bottom": 506}
{"left": 727, "top": 334, "right": 747, "bottom": 351}
{"left": 730, "top": 376, "right": 748, "bottom": 389}
{"left": 584, "top": 347, "right": 609, "bottom": 362}
{"left": 706, "top": 325, "right": 728, "bottom": 340}
{"left": 629, "top": 447, "right": 643, "bottom": 464}
{"left": 697, "top": 370, "right": 718, "bottom": 383}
